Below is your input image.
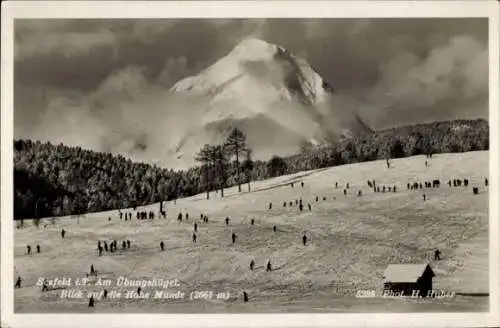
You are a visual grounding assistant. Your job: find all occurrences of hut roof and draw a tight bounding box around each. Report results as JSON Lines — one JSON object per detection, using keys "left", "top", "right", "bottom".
{"left": 383, "top": 264, "right": 434, "bottom": 283}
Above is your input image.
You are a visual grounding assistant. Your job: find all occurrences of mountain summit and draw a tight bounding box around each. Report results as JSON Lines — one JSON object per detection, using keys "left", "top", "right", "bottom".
{"left": 169, "top": 38, "right": 371, "bottom": 166}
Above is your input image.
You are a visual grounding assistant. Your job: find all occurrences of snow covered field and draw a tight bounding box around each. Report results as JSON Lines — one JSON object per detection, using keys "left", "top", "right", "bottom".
{"left": 13, "top": 151, "right": 489, "bottom": 313}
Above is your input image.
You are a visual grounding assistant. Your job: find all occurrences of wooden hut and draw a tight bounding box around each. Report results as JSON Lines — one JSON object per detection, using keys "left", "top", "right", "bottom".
{"left": 383, "top": 264, "right": 435, "bottom": 297}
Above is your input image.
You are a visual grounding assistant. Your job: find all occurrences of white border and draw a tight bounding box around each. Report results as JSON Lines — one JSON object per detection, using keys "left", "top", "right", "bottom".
{"left": 1, "top": 1, "right": 499, "bottom": 328}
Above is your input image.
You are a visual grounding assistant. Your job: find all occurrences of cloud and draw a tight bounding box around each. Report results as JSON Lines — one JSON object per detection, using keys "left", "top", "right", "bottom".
{"left": 15, "top": 21, "right": 118, "bottom": 61}
{"left": 16, "top": 61, "right": 214, "bottom": 168}
{"left": 92, "top": 66, "right": 151, "bottom": 103}
{"left": 157, "top": 56, "right": 207, "bottom": 87}
{"left": 362, "top": 34, "right": 488, "bottom": 128}
{"left": 130, "top": 20, "right": 180, "bottom": 41}
{"left": 13, "top": 18, "right": 489, "bottom": 166}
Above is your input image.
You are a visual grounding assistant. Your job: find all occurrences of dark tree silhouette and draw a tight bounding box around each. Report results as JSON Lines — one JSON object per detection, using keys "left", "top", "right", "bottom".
{"left": 267, "top": 156, "right": 287, "bottom": 177}
{"left": 224, "top": 128, "right": 247, "bottom": 193}
{"left": 242, "top": 148, "right": 254, "bottom": 192}
{"left": 390, "top": 139, "right": 406, "bottom": 159}
{"left": 195, "top": 144, "right": 215, "bottom": 200}
{"left": 213, "top": 144, "right": 229, "bottom": 198}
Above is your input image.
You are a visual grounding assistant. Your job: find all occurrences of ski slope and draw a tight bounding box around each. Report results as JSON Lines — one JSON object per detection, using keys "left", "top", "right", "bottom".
{"left": 14, "top": 151, "right": 489, "bottom": 313}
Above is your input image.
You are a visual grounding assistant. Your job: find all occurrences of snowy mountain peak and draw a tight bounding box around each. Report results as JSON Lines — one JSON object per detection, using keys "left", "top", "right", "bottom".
{"left": 228, "top": 38, "right": 279, "bottom": 62}
{"left": 167, "top": 38, "right": 371, "bottom": 167}
{"left": 170, "top": 38, "right": 330, "bottom": 106}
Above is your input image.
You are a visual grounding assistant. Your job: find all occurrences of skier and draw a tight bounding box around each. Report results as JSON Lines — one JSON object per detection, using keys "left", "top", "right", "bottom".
{"left": 434, "top": 249, "right": 441, "bottom": 261}
{"left": 15, "top": 276, "right": 22, "bottom": 288}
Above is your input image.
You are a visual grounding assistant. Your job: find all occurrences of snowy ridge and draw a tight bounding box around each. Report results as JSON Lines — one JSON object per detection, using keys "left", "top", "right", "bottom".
{"left": 171, "top": 38, "right": 330, "bottom": 108}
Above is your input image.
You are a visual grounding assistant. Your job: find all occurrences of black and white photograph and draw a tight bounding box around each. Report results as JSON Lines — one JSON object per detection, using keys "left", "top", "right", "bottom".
{"left": 1, "top": 1, "right": 499, "bottom": 327}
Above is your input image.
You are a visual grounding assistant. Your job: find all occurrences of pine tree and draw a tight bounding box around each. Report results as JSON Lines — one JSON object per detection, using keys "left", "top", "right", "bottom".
{"left": 224, "top": 128, "right": 247, "bottom": 193}
{"left": 213, "top": 144, "right": 229, "bottom": 198}
{"left": 242, "top": 148, "right": 254, "bottom": 192}
{"left": 195, "top": 144, "right": 215, "bottom": 200}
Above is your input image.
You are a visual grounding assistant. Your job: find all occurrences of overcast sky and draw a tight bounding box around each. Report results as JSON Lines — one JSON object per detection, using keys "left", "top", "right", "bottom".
{"left": 14, "top": 18, "right": 488, "bottom": 148}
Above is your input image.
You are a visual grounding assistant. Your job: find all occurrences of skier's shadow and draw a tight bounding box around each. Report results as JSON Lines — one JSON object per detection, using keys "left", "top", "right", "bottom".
{"left": 272, "top": 264, "right": 286, "bottom": 271}
{"left": 41, "top": 286, "right": 68, "bottom": 292}
{"left": 253, "top": 263, "right": 286, "bottom": 272}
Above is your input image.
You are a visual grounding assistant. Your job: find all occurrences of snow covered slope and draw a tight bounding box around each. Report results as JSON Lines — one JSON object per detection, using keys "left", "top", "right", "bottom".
{"left": 14, "top": 151, "right": 489, "bottom": 313}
